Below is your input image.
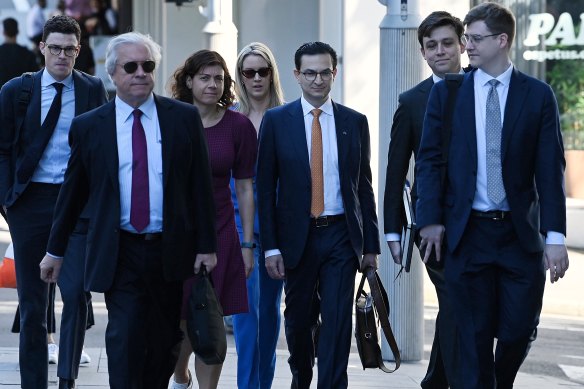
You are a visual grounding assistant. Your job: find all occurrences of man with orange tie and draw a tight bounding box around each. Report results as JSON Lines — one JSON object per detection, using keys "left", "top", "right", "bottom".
{"left": 38, "top": 32, "right": 217, "bottom": 388}
{"left": 256, "top": 41, "right": 380, "bottom": 389}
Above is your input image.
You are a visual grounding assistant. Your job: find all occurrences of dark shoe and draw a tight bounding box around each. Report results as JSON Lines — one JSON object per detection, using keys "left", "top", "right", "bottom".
{"left": 58, "top": 378, "right": 75, "bottom": 388}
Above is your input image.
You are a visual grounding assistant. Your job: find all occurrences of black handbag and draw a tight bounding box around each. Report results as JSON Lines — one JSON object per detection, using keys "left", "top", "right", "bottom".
{"left": 354, "top": 267, "right": 400, "bottom": 373}
{"left": 186, "top": 267, "right": 227, "bottom": 365}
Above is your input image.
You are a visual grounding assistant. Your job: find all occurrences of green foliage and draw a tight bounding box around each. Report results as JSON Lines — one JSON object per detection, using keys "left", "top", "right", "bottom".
{"left": 547, "top": 59, "right": 584, "bottom": 149}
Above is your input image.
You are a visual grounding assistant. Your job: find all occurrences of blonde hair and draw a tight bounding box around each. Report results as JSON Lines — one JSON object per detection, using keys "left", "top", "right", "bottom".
{"left": 234, "top": 42, "right": 284, "bottom": 115}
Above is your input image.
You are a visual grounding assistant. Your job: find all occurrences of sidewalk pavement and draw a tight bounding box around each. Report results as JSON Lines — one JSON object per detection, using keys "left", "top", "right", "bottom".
{"left": 0, "top": 343, "right": 582, "bottom": 388}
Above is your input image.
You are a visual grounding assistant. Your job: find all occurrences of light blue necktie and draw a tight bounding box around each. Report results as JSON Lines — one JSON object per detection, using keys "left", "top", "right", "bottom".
{"left": 486, "top": 79, "right": 506, "bottom": 204}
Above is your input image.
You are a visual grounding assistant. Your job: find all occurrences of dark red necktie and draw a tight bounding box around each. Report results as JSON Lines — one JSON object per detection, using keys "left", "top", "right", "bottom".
{"left": 130, "top": 109, "right": 150, "bottom": 232}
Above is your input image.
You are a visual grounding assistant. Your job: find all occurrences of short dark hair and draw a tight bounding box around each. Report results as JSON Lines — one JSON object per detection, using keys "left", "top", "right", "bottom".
{"left": 3, "top": 17, "right": 18, "bottom": 37}
{"left": 42, "top": 15, "right": 81, "bottom": 43}
{"left": 294, "top": 41, "right": 337, "bottom": 70}
{"left": 464, "top": 2, "right": 516, "bottom": 47}
{"left": 418, "top": 11, "right": 465, "bottom": 47}
{"left": 170, "top": 49, "right": 235, "bottom": 108}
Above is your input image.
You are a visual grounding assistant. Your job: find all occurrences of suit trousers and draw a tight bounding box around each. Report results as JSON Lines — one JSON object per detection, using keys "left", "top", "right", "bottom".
{"left": 57, "top": 220, "right": 92, "bottom": 380}
{"left": 421, "top": 264, "right": 459, "bottom": 389}
{"left": 104, "top": 233, "right": 183, "bottom": 389}
{"left": 284, "top": 220, "right": 358, "bottom": 389}
{"left": 446, "top": 216, "right": 545, "bottom": 389}
{"left": 7, "top": 183, "right": 61, "bottom": 389}
{"left": 233, "top": 233, "right": 285, "bottom": 389}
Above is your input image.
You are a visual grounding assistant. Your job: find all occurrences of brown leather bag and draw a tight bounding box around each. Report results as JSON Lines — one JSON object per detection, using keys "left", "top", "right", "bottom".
{"left": 354, "top": 267, "right": 401, "bottom": 372}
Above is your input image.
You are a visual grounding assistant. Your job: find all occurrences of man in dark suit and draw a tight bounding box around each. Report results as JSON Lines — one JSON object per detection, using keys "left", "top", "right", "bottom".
{"left": 39, "top": 32, "right": 217, "bottom": 388}
{"left": 383, "top": 11, "right": 465, "bottom": 389}
{"left": 257, "top": 41, "right": 380, "bottom": 389}
{"left": 0, "top": 15, "right": 107, "bottom": 389}
{"left": 416, "top": 3, "right": 569, "bottom": 388}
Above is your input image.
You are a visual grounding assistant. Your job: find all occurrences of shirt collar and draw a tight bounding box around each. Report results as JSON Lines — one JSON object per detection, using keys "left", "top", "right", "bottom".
{"left": 115, "top": 94, "right": 156, "bottom": 122}
{"left": 475, "top": 63, "right": 513, "bottom": 88}
{"left": 300, "top": 95, "right": 333, "bottom": 117}
{"left": 41, "top": 69, "right": 74, "bottom": 90}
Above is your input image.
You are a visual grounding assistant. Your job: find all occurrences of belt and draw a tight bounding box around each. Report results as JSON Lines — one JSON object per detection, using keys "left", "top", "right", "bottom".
{"left": 310, "top": 214, "right": 345, "bottom": 228}
{"left": 470, "top": 210, "right": 510, "bottom": 221}
{"left": 120, "top": 230, "right": 163, "bottom": 241}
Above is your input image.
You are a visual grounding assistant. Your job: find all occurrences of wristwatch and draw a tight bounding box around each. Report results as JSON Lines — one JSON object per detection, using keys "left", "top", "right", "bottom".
{"left": 241, "top": 241, "right": 257, "bottom": 249}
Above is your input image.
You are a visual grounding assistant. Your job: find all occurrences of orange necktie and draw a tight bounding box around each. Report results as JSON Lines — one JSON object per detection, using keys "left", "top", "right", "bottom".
{"left": 310, "top": 109, "right": 324, "bottom": 217}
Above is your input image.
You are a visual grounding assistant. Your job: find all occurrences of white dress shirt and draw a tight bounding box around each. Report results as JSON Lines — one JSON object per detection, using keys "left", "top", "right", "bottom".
{"left": 115, "top": 95, "right": 164, "bottom": 233}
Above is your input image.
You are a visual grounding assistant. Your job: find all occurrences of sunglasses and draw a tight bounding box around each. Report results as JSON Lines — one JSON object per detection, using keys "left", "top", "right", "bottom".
{"left": 120, "top": 60, "right": 156, "bottom": 74}
{"left": 241, "top": 67, "right": 271, "bottom": 79}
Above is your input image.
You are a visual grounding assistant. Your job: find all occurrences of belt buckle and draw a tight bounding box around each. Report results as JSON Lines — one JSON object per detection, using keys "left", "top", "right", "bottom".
{"left": 493, "top": 211, "right": 504, "bottom": 221}
{"left": 315, "top": 216, "right": 329, "bottom": 228}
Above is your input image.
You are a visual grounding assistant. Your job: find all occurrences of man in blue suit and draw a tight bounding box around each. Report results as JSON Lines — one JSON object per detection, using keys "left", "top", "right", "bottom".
{"left": 0, "top": 15, "right": 107, "bottom": 389}
{"left": 416, "top": 3, "right": 569, "bottom": 388}
{"left": 257, "top": 41, "right": 380, "bottom": 389}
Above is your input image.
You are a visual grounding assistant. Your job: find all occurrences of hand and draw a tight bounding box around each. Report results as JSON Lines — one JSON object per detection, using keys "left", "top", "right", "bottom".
{"left": 265, "top": 254, "right": 285, "bottom": 280}
{"left": 419, "top": 224, "right": 445, "bottom": 263}
{"left": 194, "top": 253, "right": 218, "bottom": 274}
{"left": 544, "top": 243, "right": 569, "bottom": 284}
{"left": 387, "top": 241, "right": 402, "bottom": 265}
{"left": 361, "top": 253, "right": 378, "bottom": 272}
{"left": 242, "top": 248, "right": 255, "bottom": 278}
{"left": 39, "top": 255, "right": 63, "bottom": 283}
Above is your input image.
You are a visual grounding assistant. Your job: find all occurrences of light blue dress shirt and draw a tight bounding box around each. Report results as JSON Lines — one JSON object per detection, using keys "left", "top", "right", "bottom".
{"left": 115, "top": 95, "right": 164, "bottom": 233}
{"left": 31, "top": 70, "right": 75, "bottom": 184}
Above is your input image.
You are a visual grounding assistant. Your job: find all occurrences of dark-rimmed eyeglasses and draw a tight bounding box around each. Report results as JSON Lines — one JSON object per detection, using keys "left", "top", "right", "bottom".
{"left": 119, "top": 60, "right": 156, "bottom": 74}
{"left": 241, "top": 67, "right": 271, "bottom": 79}
{"left": 300, "top": 69, "right": 333, "bottom": 82}
{"left": 46, "top": 45, "right": 78, "bottom": 57}
{"left": 463, "top": 32, "right": 503, "bottom": 44}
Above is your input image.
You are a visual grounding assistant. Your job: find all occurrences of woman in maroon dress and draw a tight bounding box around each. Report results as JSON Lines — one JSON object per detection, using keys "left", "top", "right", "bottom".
{"left": 168, "top": 50, "right": 257, "bottom": 388}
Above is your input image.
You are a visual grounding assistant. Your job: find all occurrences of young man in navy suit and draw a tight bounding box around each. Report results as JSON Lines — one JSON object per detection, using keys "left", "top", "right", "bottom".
{"left": 257, "top": 41, "right": 380, "bottom": 389}
{"left": 416, "top": 3, "right": 569, "bottom": 388}
{"left": 0, "top": 15, "right": 107, "bottom": 389}
{"left": 383, "top": 11, "right": 465, "bottom": 389}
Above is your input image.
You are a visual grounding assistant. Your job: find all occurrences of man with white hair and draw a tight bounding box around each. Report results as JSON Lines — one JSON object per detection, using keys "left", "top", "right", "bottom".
{"left": 39, "top": 32, "right": 218, "bottom": 388}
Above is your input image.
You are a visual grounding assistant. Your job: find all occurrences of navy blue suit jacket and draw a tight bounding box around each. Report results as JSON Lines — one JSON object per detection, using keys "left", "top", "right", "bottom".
{"left": 257, "top": 98, "right": 380, "bottom": 269}
{"left": 46, "top": 96, "right": 217, "bottom": 292}
{"left": 416, "top": 68, "right": 566, "bottom": 254}
{"left": 0, "top": 69, "right": 108, "bottom": 208}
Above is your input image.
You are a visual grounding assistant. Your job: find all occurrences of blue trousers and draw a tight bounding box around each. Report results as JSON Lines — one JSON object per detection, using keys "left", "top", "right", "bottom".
{"left": 233, "top": 236, "right": 284, "bottom": 389}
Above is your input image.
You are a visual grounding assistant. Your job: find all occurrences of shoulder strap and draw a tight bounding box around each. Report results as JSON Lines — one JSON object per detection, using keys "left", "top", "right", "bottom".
{"left": 440, "top": 73, "right": 464, "bottom": 186}
{"left": 13, "top": 72, "right": 35, "bottom": 148}
{"left": 364, "top": 268, "right": 401, "bottom": 372}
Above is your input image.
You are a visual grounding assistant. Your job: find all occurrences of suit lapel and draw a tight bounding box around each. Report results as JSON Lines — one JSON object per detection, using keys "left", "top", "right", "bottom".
{"left": 459, "top": 72, "right": 478, "bottom": 165}
{"left": 287, "top": 100, "right": 311, "bottom": 179}
{"left": 418, "top": 76, "right": 434, "bottom": 97}
{"left": 501, "top": 68, "right": 528, "bottom": 160}
{"left": 72, "top": 70, "right": 89, "bottom": 115}
{"left": 333, "top": 101, "right": 350, "bottom": 174}
{"left": 99, "top": 101, "right": 120, "bottom": 193}
{"left": 154, "top": 95, "right": 173, "bottom": 189}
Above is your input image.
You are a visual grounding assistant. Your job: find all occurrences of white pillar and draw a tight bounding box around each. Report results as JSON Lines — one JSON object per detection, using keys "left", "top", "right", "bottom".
{"left": 377, "top": 0, "right": 425, "bottom": 362}
{"left": 200, "top": 0, "right": 238, "bottom": 75}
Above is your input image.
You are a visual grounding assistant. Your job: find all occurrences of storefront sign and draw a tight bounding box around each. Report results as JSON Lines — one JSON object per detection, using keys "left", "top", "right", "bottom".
{"left": 523, "top": 12, "right": 584, "bottom": 61}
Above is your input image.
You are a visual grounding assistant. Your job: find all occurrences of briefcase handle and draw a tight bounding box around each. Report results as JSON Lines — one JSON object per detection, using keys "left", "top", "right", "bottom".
{"left": 359, "top": 267, "right": 401, "bottom": 372}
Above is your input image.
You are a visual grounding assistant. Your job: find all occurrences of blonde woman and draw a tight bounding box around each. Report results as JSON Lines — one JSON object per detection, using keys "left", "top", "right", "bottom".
{"left": 231, "top": 42, "right": 285, "bottom": 389}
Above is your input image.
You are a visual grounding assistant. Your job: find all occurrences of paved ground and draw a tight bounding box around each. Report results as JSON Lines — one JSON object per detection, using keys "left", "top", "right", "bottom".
{"left": 1, "top": 218, "right": 583, "bottom": 387}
